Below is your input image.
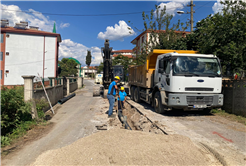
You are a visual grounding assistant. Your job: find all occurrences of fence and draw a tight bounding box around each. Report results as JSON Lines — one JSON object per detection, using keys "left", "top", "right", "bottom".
{"left": 22, "top": 76, "right": 84, "bottom": 118}
{"left": 222, "top": 80, "right": 246, "bottom": 117}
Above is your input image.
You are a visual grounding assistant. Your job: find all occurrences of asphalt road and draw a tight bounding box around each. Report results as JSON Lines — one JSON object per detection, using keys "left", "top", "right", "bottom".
{"left": 2, "top": 79, "right": 103, "bottom": 166}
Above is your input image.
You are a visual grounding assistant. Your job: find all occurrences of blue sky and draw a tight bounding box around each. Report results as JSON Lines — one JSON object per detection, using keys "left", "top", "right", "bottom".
{"left": 1, "top": 1, "right": 223, "bottom": 66}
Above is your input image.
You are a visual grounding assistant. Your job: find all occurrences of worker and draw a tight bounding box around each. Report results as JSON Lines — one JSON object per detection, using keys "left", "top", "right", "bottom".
{"left": 118, "top": 87, "right": 127, "bottom": 111}
{"left": 107, "top": 76, "right": 120, "bottom": 118}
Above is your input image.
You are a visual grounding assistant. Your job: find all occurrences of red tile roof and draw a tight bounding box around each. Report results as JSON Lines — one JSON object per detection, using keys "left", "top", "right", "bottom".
{"left": 113, "top": 54, "right": 133, "bottom": 58}
{"left": 1, "top": 27, "right": 62, "bottom": 42}
{"left": 112, "top": 50, "right": 133, "bottom": 53}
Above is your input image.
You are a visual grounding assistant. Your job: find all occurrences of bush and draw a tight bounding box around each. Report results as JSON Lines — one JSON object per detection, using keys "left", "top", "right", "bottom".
{"left": 35, "top": 98, "right": 49, "bottom": 119}
{"left": 1, "top": 86, "right": 32, "bottom": 136}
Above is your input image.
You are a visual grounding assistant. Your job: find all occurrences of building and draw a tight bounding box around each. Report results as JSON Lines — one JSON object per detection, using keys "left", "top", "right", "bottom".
{"left": 131, "top": 30, "right": 190, "bottom": 54}
{"left": 81, "top": 66, "right": 97, "bottom": 78}
{"left": 111, "top": 50, "right": 135, "bottom": 59}
{"left": 0, "top": 20, "right": 61, "bottom": 86}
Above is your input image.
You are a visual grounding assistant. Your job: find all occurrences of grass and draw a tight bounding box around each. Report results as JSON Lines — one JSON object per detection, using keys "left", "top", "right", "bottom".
{"left": 211, "top": 109, "right": 246, "bottom": 125}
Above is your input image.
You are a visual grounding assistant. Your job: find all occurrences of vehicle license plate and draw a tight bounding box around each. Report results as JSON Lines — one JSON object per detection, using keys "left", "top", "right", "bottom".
{"left": 193, "top": 105, "right": 206, "bottom": 108}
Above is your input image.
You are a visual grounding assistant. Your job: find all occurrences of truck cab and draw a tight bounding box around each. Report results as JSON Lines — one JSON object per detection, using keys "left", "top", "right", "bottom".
{"left": 155, "top": 52, "right": 223, "bottom": 111}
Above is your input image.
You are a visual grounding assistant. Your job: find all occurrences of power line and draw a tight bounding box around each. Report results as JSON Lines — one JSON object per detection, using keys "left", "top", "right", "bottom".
{"left": 5, "top": 58, "right": 55, "bottom": 66}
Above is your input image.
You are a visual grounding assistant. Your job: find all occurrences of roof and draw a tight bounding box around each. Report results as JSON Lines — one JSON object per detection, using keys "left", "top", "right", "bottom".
{"left": 1, "top": 26, "right": 62, "bottom": 42}
{"left": 113, "top": 54, "right": 133, "bottom": 58}
{"left": 131, "top": 30, "right": 191, "bottom": 44}
{"left": 112, "top": 50, "right": 133, "bottom": 53}
{"left": 68, "top": 57, "right": 81, "bottom": 65}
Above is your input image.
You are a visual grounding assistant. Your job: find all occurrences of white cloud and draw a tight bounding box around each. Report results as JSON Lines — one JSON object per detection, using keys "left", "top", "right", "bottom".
{"left": 97, "top": 20, "right": 135, "bottom": 41}
{"left": 59, "top": 39, "right": 102, "bottom": 66}
{"left": 156, "top": 0, "right": 190, "bottom": 16}
{"left": 212, "top": 0, "right": 225, "bottom": 13}
{"left": 60, "top": 23, "right": 70, "bottom": 29}
{"left": 0, "top": 4, "right": 69, "bottom": 32}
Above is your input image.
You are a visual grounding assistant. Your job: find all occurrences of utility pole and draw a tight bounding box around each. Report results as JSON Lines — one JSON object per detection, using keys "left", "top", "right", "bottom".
{"left": 187, "top": 0, "right": 195, "bottom": 32}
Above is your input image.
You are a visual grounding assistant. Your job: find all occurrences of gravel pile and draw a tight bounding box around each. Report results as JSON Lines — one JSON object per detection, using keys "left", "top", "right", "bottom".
{"left": 31, "top": 129, "right": 211, "bottom": 165}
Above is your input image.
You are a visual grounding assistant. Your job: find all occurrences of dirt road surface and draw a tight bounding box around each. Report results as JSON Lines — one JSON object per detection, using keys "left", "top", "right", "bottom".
{"left": 1, "top": 79, "right": 109, "bottom": 166}
{"left": 127, "top": 100, "right": 246, "bottom": 166}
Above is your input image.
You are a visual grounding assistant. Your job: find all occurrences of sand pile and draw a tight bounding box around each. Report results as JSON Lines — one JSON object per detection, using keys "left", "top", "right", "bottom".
{"left": 31, "top": 129, "right": 211, "bottom": 165}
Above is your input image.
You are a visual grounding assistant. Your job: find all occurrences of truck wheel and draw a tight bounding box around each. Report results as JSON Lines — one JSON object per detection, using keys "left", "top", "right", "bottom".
{"left": 130, "top": 86, "right": 135, "bottom": 100}
{"left": 134, "top": 87, "right": 141, "bottom": 103}
{"left": 154, "top": 91, "right": 164, "bottom": 114}
{"left": 204, "top": 108, "right": 211, "bottom": 114}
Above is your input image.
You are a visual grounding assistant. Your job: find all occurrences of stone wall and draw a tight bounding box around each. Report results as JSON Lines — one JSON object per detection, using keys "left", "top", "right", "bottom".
{"left": 70, "top": 82, "right": 78, "bottom": 93}
{"left": 33, "top": 85, "right": 64, "bottom": 106}
{"left": 222, "top": 80, "right": 246, "bottom": 117}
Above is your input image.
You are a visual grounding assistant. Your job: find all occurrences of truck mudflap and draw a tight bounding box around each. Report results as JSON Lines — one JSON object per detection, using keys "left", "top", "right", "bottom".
{"left": 167, "top": 93, "right": 223, "bottom": 109}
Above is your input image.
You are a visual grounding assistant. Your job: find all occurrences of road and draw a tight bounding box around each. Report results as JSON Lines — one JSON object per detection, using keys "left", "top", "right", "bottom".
{"left": 2, "top": 79, "right": 107, "bottom": 166}
{"left": 127, "top": 100, "right": 246, "bottom": 165}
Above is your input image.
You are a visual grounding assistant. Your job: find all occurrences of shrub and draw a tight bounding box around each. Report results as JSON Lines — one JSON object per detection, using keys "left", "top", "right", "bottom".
{"left": 1, "top": 86, "right": 32, "bottom": 136}
{"left": 35, "top": 98, "right": 49, "bottom": 119}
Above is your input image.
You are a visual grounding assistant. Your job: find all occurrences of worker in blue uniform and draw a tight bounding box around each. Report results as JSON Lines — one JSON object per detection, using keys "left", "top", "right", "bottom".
{"left": 107, "top": 76, "right": 120, "bottom": 118}
{"left": 118, "top": 87, "right": 127, "bottom": 111}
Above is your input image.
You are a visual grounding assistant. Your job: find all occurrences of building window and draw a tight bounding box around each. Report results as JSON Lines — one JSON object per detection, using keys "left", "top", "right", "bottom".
{"left": 1, "top": 34, "right": 3, "bottom": 43}
{"left": 0, "top": 52, "right": 2, "bottom": 61}
{"left": 0, "top": 70, "right": 2, "bottom": 79}
{"left": 142, "top": 36, "right": 144, "bottom": 43}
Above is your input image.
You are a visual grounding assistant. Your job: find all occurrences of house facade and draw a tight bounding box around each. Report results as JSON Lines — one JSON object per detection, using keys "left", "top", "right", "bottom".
{"left": 81, "top": 66, "right": 97, "bottom": 78}
{"left": 111, "top": 50, "right": 135, "bottom": 59}
{"left": 1, "top": 20, "right": 61, "bottom": 86}
{"left": 131, "top": 30, "right": 191, "bottom": 54}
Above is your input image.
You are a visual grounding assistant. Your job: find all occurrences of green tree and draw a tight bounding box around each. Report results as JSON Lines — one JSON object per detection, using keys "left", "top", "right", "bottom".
{"left": 97, "top": 62, "right": 104, "bottom": 74}
{"left": 194, "top": 0, "right": 246, "bottom": 74}
{"left": 112, "top": 55, "right": 134, "bottom": 81}
{"left": 58, "top": 58, "right": 78, "bottom": 77}
{"left": 129, "top": 5, "right": 189, "bottom": 65}
{"left": 86, "top": 50, "right": 92, "bottom": 67}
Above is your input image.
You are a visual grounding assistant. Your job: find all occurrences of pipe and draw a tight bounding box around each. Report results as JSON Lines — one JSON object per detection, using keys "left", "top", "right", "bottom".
{"left": 58, "top": 93, "right": 76, "bottom": 104}
{"left": 118, "top": 111, "right": 132, "bottom": 130}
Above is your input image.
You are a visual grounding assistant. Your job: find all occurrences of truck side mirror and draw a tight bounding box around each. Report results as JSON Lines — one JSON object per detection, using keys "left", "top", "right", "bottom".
{"left": 158, "top": 68, "right": 164, "bottom": 73}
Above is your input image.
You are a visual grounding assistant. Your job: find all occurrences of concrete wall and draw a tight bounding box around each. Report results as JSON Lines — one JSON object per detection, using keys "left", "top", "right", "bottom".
{"left": 69, "top": 82, "right": 77, "bottom": 93}
{"left": 4, "top": 33, "right": 57, "bottom": 85}
{"left": 222, "top": 80, "right": 246, "bottom": 117}
{"left": 33, "top": 85, "right": 63, "bottom": 106}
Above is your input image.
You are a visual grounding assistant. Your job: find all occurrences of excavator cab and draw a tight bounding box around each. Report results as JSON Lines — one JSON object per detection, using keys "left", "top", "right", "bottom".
{"left": 112, "top": 65, "right": 124, "bottom": 83}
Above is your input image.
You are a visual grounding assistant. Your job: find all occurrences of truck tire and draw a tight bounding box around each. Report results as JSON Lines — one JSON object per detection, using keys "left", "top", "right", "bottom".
{"left": 154, "top": 91, "right": 164, "bottom": 114}
{"left": 204, "top": 108, "right": 211, "bottom": 114}
{"left": 134, "top": 87, "right": 141, "bottom": 103}
{"left": 130, "top": 86, "right": 135, "bottom": 100}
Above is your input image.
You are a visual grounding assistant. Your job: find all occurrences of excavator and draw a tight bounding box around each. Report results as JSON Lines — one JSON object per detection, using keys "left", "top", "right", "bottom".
{"left": 93, "top": 39, "right": 124, "bottom": 97}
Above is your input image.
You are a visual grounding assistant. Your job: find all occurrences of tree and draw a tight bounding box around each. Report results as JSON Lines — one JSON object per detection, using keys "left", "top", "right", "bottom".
{"left": 86, "top": 50, "right": 92, "bottom": 78}
{"left": 129, "top": 5, "right": 189, "bottom": 65}
{"left": 97, "top": 62, "right": 104, "bottom": 74}
{"left": 112, "top": 55, "right": 134, "bottom": 81}
{"left": 58, "top": 58, "right": 78, "bottom": 77}
{"left": 193, "top": 0, "right": 246, "bottom": 74}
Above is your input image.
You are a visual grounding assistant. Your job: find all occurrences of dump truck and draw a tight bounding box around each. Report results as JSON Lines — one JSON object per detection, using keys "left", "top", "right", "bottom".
{"left": 129, "top": 49, "right": 223, "bottom": 113}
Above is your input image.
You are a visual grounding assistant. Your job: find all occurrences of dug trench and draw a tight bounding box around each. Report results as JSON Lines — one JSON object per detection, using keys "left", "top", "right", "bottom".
{"left": 119, "top": 101, "right": 166, "bottom": 134}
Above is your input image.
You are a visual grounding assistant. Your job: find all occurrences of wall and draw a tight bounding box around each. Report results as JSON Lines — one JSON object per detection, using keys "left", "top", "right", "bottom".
{"left": 69, "top": 82, "right": 77, "bottom": 93}
{"left": 33, "top": 85, "right": 63, "bottom": 106}
{"left": 1, "top": 33, "right": 6, "bottom": 86}
{"left": 4, "top": 33, "right": 57, "bottom": 85}
{"left": 222, "top": 80, "right": 246, "bottom": 117}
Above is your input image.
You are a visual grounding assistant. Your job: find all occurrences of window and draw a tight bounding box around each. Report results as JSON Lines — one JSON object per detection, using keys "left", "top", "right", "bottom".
{"left": 0, "top": 70, "right": 2, "bottom": 79}
{"left": 1, "top": 34, "right": 3, "bottom": 43}
{"left": 0, "top": 52, "right": 2, "bottom": 61}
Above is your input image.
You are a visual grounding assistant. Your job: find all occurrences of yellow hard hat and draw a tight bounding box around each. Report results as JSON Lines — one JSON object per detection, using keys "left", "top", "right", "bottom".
{"left": 114, "top": 76, "right": 120, "bottom": 80}
{"left": 121, "top": 87, "right": 125, "bottom": 90}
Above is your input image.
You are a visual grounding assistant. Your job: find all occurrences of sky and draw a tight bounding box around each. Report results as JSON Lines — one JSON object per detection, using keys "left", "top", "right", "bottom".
{"left": 1, "top": 0, "right": 225, "bottom": 66}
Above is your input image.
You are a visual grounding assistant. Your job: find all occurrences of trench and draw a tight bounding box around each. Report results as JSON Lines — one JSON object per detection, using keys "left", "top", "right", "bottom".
{"left": 118, "top": 101, "right": 168, "bottom": 135}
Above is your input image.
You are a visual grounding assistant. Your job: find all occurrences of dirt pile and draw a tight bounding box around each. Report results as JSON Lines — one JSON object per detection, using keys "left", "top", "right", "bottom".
{"left": 31, "top": 129, "right": 212, "bottom": 165}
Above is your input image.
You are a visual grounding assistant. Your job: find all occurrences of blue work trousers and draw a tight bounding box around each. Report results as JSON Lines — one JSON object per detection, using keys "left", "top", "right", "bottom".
{"left": 107, "top": 94, "right": 115, "bottom": 116}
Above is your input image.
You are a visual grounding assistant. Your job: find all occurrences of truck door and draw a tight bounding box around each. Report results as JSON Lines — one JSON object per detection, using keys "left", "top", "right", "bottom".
{"left": 161, "top": 58, "right": 171, "bottom": 91}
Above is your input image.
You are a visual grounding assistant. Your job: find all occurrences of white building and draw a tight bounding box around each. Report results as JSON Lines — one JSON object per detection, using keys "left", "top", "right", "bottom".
{"left": 81, "top": 66, "right": 97, "bottom": 78}
{"left": 131, "top": 30, "right": 190, "bottom": 54}
{"left": 1, "top": 21, "right": 61, "bottom": 86}
{"left": 111, "top": 50, "right": 135, "bottom": 59}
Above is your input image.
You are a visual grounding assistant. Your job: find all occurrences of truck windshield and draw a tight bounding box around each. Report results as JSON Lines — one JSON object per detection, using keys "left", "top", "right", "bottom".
{"left": 173, "top": 56, "right": 221, "bottom": 77}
